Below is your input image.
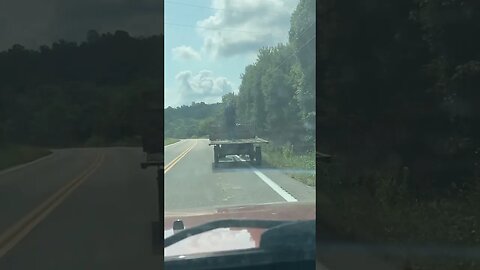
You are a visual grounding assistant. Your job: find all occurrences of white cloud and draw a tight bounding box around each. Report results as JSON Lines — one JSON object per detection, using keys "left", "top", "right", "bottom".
{"left": 164, "top": 86, "right": 181, "bottom": 108}
{"left": 197, "top": 0, "right": 298, "bottom": 58}
{"left": 174, "top": 70, "right": 234, "bottom": 105}
{"left": 172, "top": 45, "right": 202, "bottom": 61}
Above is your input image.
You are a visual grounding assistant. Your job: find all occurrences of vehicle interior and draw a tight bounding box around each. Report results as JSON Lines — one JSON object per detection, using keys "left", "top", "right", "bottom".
{"left": 164, "top": 219, "right": 315, "bottom": 270}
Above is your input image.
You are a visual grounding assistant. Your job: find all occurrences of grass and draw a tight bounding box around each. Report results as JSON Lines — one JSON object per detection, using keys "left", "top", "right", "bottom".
{"left": 191, "top": 135, "right": 209, "bottom": 139}
{"left": 164, "top": 138, "right": 180, "bottom": 146}
{"left": 262, "top": 144, "right": 316, "bottom": 186}
{"left": 315, "top": 164, "right": 480, "bottom": 270}
{"left": 0, "top": 144, "right": 52, "bottom": 171}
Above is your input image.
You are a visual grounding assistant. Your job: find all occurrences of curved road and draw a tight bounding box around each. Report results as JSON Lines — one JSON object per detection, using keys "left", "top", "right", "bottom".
{"left": 0, "top": 147, "right": 159, "bottom": 269}
{"left": 0, "top": 139, "right": 315, "bottom": 270}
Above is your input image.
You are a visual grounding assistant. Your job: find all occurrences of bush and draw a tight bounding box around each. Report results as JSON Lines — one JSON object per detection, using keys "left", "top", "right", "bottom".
{"left": 84, "top": 135, "right": 106, "bottom": 147}
{"left": 262, "top": 143, "right": 316, "bottom": 186}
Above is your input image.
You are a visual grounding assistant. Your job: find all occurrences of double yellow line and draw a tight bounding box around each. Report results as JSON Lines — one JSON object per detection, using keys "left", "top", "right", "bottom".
{"left": 164, "top": 141, "right": 197, "bottom": 174}
{"left": 0, "top": 153, "right": 105, "bottom": 258}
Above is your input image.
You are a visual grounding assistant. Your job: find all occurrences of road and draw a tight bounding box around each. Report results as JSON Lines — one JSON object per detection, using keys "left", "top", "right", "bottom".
{"left": 164, "top": 139, "right": 315, "bottom": 211}
{"left": 0, "top": 147, "right": 159, "bottom": 269}
{"left": 0, "top": 139, "right": 315, "bottom": 269}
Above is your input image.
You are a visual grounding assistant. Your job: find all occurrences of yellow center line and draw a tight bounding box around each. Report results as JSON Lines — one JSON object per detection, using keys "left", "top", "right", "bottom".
{"left": 164, "top": 140, "right": 197, "bottom": 174}
{"left": 164, "top": 141, "right": 195, "bottom": 171}
{"left": 0, "top": 152, "right": 105, "bottom": 258}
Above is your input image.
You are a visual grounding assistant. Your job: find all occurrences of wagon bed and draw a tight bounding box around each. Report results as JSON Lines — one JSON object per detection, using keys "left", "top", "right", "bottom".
{"left": 208, "top": 137, "right": 269, "bottom": 145}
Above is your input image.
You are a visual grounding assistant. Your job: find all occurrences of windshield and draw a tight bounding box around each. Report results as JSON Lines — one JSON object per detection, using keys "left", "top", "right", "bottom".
{"left": 164, "top": 0, "right": 316, "bottom": 209}
{"left": 163, "top": 0, "right": 316, "bottom": 259}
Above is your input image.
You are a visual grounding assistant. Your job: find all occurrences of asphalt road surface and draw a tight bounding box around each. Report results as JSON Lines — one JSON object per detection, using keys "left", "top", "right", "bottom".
{"left": 0, "top": 147, "right": 159, "bottom": 269}
{"left": 164, "top": 139, "right": 315, "bottom": 211}
{"left": 0, "top": 139, "right": 315, "bottom": 270}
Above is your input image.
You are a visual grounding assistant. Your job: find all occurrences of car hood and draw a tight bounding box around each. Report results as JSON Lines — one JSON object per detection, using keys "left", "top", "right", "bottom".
{"left": 164, "top": 201, "right": 315, "bottom": 257}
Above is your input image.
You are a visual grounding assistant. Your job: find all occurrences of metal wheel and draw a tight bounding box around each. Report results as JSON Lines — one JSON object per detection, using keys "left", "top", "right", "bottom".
{"left": 214, "top": 146, "right": 220, "bottom": 164}
{"left": 248, "top": 151, "right": 255, "bottom": 162}
{"left": 255, "top": 146, "right": 262, "bottom": 165}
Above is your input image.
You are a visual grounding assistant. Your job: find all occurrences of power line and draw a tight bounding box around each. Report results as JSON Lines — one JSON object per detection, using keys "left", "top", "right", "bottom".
{"left": 165, "top": 1, "right": 269, "bottom": 13}
{"left": 270, "top": 33, "right": 316, "bottom": 73}
{"left": 164, "top": 22, "right": 268, "bottom": 34}
{"left": 165, "top": 0, "right": 226, "bottom": 11}
{"left": 165, "top": 1, "right": 300, "bottom": 15}
{"left": 267, "top": 21, "right": 316, "bottom": 73}
{"left": 165, "top": 1, "right": 316, "bottom": 40}
{"left": 164, "top": 21, "right": 316, "bottom": 72}
{"left": 290, "top": 20, "right": 315, "bottom": 45}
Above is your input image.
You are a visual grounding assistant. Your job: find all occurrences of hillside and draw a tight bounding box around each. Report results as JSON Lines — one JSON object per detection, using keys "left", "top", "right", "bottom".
{"left": 164, "top": 102, "right": 223, "bottom": 138}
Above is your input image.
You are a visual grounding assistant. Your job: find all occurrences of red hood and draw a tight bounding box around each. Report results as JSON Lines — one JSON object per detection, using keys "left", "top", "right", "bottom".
{"left": 164, "top": 201, "right": 315, "bottom": 257}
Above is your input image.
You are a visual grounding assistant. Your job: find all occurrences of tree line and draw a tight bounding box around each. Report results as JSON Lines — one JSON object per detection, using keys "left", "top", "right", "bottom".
{"left": 318, "top": 0, "right": 480, "bottom": 200}
{"left": 0, "top": 30, "right": 162, "bottom": 147}
{"left": 164, "top": 102, "right": 223, "bottom": 139}
{"left": 224, "top": 0, "right": 316, "bottom": 153}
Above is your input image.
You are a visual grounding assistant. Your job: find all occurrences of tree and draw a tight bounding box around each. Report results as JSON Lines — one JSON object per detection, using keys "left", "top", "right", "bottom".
{"left": 86, "top": 30, "right": 100, "bottom": 43}
{"left": 0, "top": 31, "right": 163, "bottom": 146}
{"left": 289, "top": 0, "right": 316, "bottom": 132}
{"left": 234, "top": 1, "right": 316, "bottom": 147}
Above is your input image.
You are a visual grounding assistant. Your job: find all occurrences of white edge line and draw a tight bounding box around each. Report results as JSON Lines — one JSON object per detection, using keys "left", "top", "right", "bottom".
{"left": 0, "top": 151, "right": 55, "bottom": 176}
{"left": 234, "top": 155, "right": 297, "bottom": 202}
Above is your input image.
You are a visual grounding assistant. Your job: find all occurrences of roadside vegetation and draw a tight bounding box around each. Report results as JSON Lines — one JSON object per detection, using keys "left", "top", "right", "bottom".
{"left": 221, "top": 0, "right": 316, "bottom": 187}
{"left": 0, "top": 144, "right": 51, "bottom": 171}
{"left": 317, "top": 160, "right": 480, "bottom": 270}
{"left": 164, "top": 102, "right": 223, "bottom": 139}
{"left": 164, "top": 138, "right": 179, "bottom": 146}
{"left": 84, "top": 136, "right": 142, "bottom": 147}
{"left": 262, "top": 144, "right": 315, "bottom": 186}
{"left": 316, "top": 0, "right": 480, "bottom": 269}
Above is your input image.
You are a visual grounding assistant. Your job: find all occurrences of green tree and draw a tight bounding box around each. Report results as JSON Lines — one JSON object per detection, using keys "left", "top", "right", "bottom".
{"left": 289, "top": 0, "right": 316, "bottom": 133}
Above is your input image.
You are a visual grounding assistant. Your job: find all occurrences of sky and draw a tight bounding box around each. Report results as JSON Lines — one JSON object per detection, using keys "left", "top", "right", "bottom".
{"left": 0, "top": 0, "right": 162, "bottom": 51}
{"left": 164, "top": 0, "right": 299, "bottom": 108}
{"left": 0, "top": 0, "right": 299, "bottom": 108}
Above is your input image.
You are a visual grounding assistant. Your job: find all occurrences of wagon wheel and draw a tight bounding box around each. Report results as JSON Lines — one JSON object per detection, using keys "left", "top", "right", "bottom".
{"left": 213, "top": 146, "right": 220, "bottom": 164}
{"left": 255, "top": 146, "right": 262, "bottom": 165}
{"left": 248, "top": 149, "right": 255, "bottom": 162}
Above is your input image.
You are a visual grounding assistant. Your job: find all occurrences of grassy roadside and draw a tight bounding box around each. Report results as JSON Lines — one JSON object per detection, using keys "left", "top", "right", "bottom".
{"left": 315, "top": 161, "right": 480, "bottom": 270}
{"left": 262, "top": 144, "right": 316, "bottom": 186}
{"left": 317, "top": 190, "right": 480, "bottom": 269}
{"left": 190, "top": 135, "right": 209, "bottom": 139}
{"left": 164, "top": 138, "right": 180, "bottom": 146}
{"left": 0, "top": 144, "right": 52, "bottom": 171}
